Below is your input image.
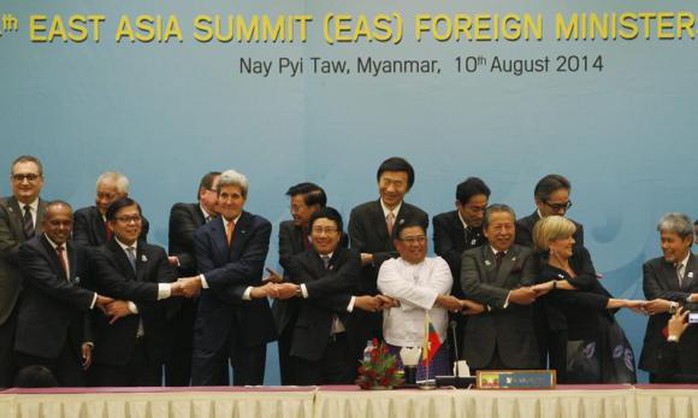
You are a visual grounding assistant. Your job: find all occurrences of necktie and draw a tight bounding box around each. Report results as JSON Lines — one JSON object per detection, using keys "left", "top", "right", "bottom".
{"left": 303, "top": 231, "right": 312, "bottom": 250}
{"left": 104, "top": 221, "right": 112, "bottom": 241}
{"left": 677, "top": 263, "right": 684, "bottom": 287}
{"left": 495, "top": 251, "right": 506, "bottom": 268}
{"left": 22, "top": 205, "right": 34, "bottom": 238}
{"left": 226, "top": 220, "right": 235, "bottom": 246}
{"left": 386, "top": 211, "right": 395, "bottom": 236}
{"left": 321, "top": 255, "right": 331, "bottom": 270}
{"left": 126, "top": 247, "right": 137, "bottom": 271}
{"left": 56, "top": 245, "right": 68, "bottom": 279}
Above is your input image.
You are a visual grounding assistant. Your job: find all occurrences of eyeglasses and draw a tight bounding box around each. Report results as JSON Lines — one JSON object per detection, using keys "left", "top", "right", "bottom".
{"left": 114, "top": 215, "right": 142, "bottom": 224}
{"left": 400, "top": 235, "right": 426, "bottom": 244}
{"left": 11, "top": 173, "right": 41, "bottom": 183}
{"left": 544, "top": 200, "right": 573, "bottom": 211}
{"left": 311, "top": 226, "right": 338, "bottom": 235}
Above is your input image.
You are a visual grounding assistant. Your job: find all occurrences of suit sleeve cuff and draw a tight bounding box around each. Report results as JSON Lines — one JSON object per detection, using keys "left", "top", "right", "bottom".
{"left": 158, "top": 284, "right": 172, "bottom": 300}
{"left": 128, "top": 301, "right": 139, "bottom": 314}
{"left": 347, "top": 296, "right": 356, "bottom": 312}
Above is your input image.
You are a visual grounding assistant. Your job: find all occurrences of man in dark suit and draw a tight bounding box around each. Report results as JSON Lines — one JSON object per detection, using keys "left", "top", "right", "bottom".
{"left": 273, "top": 182, "right": 326, "bottom": 385}
{"left": 15, "top": 201, "right": 113, "bottom": 386}
{"left": 0, "top": 155, "right": 47, "bottom": 388}
{"left": 641, "top": 212, "right": 698, "bottom": 382}
{"left": 272, "top": 207, "right": 390, "bottom": 384}
{"left": 88, "top": 197, "right": 183, "bottom": 386}
{"left": 515, "top": 174, "right": 584, "bottom": 248}
{"left": 164, "top": 171, "right": 220, "bottom": 386}
{"left": 433, "top": 177, "right": 490, "bottom": 365}
{"left": 461, "top": 204, "right": 541, "bottom": 371}
{"left": 514, "top": 173, "right": 587, "bottom": 369}
{"left": 73, "top": 171, "right": 149, "bottom": 247}
{"left": 179, "top": 169, "right": 276, "bottom": 386}
{"left": 348, "top": 157, "right": 429, "bottom": 361}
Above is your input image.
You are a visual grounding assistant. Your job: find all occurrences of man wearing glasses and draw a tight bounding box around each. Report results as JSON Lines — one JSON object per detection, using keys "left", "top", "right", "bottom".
{"left": 88, "top": 197, "right": 183, "bottom": 386}
{"left": 515, "top": 174, "right": 584, "bottom": 249}
{"left": 73, "top": 171, "right": 150, "bottom": 247}
{"left": 0, "top": 155, "right": 47, "bottom": 387}
{"left": 432, "top": 177, "right": 491, "bottom": 369}
{"left": 514, "top": 174, "right": 588, "bottom": 372}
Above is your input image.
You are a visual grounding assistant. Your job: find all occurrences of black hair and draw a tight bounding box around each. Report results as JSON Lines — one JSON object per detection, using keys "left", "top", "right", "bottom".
{"left": 286, "top": 182, "right": 327, "bottom": 208}
{"left": 309, "top": 206, "right": 343, "bottom": 232}
{"left": 376, "top": 157, "right": 415, "bottom": 190}
{"left": 105, "top": 197, "right": 141, "bottom": 222}
{"left": 456, "top": 177, "right": 491, "bottom": 204}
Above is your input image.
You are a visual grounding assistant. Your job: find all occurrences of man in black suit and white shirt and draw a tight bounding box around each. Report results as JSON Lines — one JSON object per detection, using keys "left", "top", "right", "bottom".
{"left": 15, "top": 201, "right": 113, "bottom": 386}
{"left": 273, "top": 182, "right": 326, "bottom": 385}
{"left": 88, "top": 197, "right": 183, "bottom": 386}
{"left": 348, "top": 157, "right": 429, "bottom": 365}
{"left": 164, "top": 171, "right": 220, "bottom": 386}
{"left": 273, "top": 207, "right": 391, "bottom": 384}
{"left": 641, "top": 212, "right": 698, "bottom": 382}
{"left": 432, "top": 177, "right": 490, "bottom": 365}
{"left": 0, "top": 155, "right": 47, "bottom": 387}
{"left": 73, "top": 171, "right": 149, "bottom": 247}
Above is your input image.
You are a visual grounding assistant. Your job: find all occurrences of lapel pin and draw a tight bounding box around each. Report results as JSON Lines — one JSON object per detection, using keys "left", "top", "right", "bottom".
{"left": 689, "top": 272, "right": 694, "bottom": 278}
{"left": 484, "top": 260, "right": 492, "bottom": 266}
{"left": 141, "top": 254, "right": 148, "bottom": 262}
{"left": 75, "top": 276, "right": 81, "bottom": 284}
{"left": 511, "top": 257, "right": 517, "bottom": 262}
{"left": 399, "top": 218, "right": 405, "bottom": 225}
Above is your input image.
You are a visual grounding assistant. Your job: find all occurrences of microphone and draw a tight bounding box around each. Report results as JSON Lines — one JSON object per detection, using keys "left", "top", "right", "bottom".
{"left": 450, "top": 320, "right": 459, "bottom": 378}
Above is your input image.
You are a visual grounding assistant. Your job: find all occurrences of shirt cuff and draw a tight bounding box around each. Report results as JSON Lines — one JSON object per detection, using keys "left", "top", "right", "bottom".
{"left": 347, "top": 296, "right": 356, "bottom": 312}
{"left": 89, "top": 293, "right": 98, "bottom": 310}
{"left": 300, "top": 283, "right": 309, "bottom": 299}
{"left": 200, "top": 274, "right": 209, "bottom": 289}
{"left": 667, "top": 335, "right": 680, "bottom": 343}
{"left": 83, "top": 342, "right": 94, "bottom": 348}
{"left": 242, "top": 286, "right": 253, "bottom": 301}
{"left": 503, "top": 291, "right": 511, "bottom": 309}
{"left": 128, "top": 301, "right": 139, "bottom": 314}
{"left": 158, "top": 284, "right": 172, "bottom": 300}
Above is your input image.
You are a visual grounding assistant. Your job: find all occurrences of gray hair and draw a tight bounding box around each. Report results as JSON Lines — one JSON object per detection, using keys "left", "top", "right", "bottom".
{"left": 96, "top": 171, "right": 129, "bottom": 194}
{"left": 657, "top": 212, "right": 694, "bottom": 241}
{"left": 217, "top": 169, "right": 249, "bottom": 198}
{"left": 483, "top": 204, "right": 516, "bottom": 229}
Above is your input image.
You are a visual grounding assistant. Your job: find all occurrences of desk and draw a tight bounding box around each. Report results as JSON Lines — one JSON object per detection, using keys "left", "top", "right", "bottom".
{"left": 2, "top": 385, "right": 698, "bottom": 418}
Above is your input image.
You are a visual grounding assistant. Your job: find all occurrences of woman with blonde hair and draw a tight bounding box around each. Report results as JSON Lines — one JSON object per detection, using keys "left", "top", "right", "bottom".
{"left": 532, "top": 216, "right": 644, "bottom": 383}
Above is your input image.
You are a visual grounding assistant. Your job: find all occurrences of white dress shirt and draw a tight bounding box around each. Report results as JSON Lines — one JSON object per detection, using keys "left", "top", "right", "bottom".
{"left": 377, "top": 256, "right": 453, "bottom": 347}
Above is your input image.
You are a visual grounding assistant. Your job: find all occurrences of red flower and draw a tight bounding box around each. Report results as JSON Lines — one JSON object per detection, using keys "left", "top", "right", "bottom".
{"left": 371, "top": 338, "right": 379, "bottom": 347}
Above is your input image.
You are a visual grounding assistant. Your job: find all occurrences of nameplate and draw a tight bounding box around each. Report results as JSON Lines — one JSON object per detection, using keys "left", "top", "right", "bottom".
{"left": 476, "top": 370, "right": 556, "bottom": 389}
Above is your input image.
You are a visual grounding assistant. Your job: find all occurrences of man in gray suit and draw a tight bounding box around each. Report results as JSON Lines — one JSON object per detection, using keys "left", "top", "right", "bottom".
{"left": 460, "top": 204, "right": 542, "bottom": 371}
{"left": 0, "top": 155, "right": 47, "bottom": 387}
{"left": 641, "top": 212, "right": 698, "bottom": 382}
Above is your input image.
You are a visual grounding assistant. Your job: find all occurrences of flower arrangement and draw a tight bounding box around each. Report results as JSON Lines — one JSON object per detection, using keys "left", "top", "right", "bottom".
{"left": 355, "top": 339, "right": 404, "bottom": 389}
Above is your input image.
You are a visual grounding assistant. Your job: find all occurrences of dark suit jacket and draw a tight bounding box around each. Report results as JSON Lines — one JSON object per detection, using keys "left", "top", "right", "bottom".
{"left": 88, "top": 239, "right": 175, "bottom": 367}
{"left": 536, "top": 248, "right": 612, "bottom": 338}
{"left": 515, "top": 211, "right": 584, "bottom": 249}
{"left": 348, "top": 199, "right": 428, "bottom": 295}
{"left": 460, "top": 244, "right": 539, "bottom": 369}
{"left": 286, "top": 247, "right": 360, "bottom": 362}
{"left": 168, "top": 202, "right": 207, "bottom": 276}
{"left": 640, "top": 253, "right": 698, "bottom": 374}
{"left": 433, "top": 210, "right": 485, "bottom": 299}
{"left": 73, "top": 206, "right": 149, "bottom": 247}
{"left": 193, "top": 211, "right": 276, "bottom": 353}
{"left": 0, "top": 196, "right": 46, "bottom": 325}
{"left": 274, "top": 220, "right": 349, "bottom": 333}
{"left": 15, "top": 236, "right": 95, "bottom": 359}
